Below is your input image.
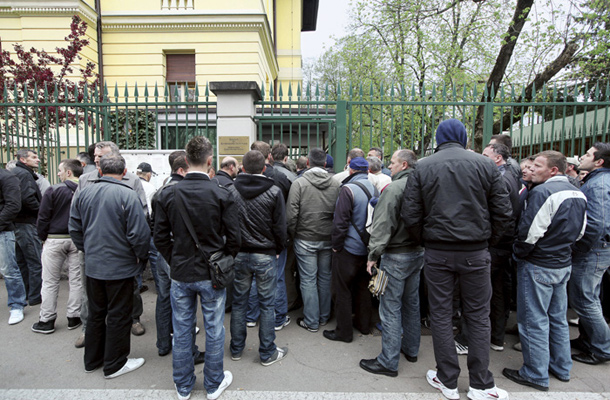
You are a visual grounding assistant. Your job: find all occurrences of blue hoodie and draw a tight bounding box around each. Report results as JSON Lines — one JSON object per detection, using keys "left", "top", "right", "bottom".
{"left": 436, "top": 119, "right": 468, "bottom": 148}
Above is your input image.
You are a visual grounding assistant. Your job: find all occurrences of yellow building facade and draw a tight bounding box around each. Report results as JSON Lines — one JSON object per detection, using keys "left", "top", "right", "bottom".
{"left": 0, "top": 0, "right": 318, "bottom": 97}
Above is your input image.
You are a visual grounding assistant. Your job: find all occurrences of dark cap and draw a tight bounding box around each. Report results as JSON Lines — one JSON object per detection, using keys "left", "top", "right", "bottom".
{"left": 349, "top": 157, "right": 369, "bottom": 172}
{"left": 137, "top": 162, "right": 156, "bottom": 174}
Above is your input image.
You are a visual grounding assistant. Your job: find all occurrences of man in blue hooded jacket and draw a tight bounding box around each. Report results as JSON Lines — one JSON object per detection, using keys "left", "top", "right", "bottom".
{"left": 402, "top": 119, "right": 512, "bottom": 400}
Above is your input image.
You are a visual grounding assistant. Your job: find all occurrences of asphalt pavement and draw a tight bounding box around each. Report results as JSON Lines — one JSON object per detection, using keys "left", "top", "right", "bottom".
{"left": 1, "top": 279, "right": 609, "bottom": 400}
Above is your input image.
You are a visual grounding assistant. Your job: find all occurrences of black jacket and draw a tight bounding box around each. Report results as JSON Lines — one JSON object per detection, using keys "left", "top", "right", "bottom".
{"left": 12, "top": 161, "right": 41, "bottom": 224}
{"left": 229, "top": 173, "right": 287, "bottom": 256}
{"left": 214, "top": 170, "right": 234, "bottom": 187}
{"left": 154, "top": 173, "right": 241, "bottom": 283}
{"left": 0, "top": 168, "right": 21, "bottom": 232}
{"left": 36, "top": 180, "right": 78, "bottom": 240}
{"left": 263, "top": 164, "right": 291, "bottom": 200}
{"left": 402, "top": 142, "right": 512, "bottom": 251}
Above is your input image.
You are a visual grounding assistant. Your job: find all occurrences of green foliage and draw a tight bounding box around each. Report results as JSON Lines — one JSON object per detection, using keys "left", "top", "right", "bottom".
{"left": 106, "top": 109, "right": 156, "bottom": 150}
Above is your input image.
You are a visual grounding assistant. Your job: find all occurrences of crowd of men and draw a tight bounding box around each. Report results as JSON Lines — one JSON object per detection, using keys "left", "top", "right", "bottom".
{"left": 1, "top": 118, "right": 610, "bottom": 400}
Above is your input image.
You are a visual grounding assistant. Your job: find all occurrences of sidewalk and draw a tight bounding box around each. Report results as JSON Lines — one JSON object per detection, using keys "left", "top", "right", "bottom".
{"left": 1, "top": 280, "right": 609, "bottom": 399}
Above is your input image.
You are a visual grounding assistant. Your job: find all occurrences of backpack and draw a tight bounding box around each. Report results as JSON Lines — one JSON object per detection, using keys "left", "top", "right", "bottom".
{"left": 349, "top": 180, "right": 379, "bottom": 245}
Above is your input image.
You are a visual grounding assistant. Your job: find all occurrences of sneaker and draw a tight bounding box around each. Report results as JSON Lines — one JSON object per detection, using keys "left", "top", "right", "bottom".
{"left": 31, "top": 319, "right": 56, "bottom": 334}
{"left": 455, "top": 340, "right": 468, "bottom": 355}
{"left": 426, "top": 370, "right": 460, "bottom": 400}
{"left": 8, "top": 309, "right": 24, "bottom": 325}
{"left": 261, "top": 347, "right": 288, "bottom": 366}
{"left": 104, "top": 358, "right": 145, "bottom": 379}
{"left": 275, "top": 316, "right": 291, "bottom": 331}
{"left": 131, "top": 321, "right": 145, "bottom": 336}
{"left": 513, "top": 342, "right": 522, "bottom": 352}
{"left": 75, "top": 333, "right": 86, "bottom": 348}
{"left": 467, "top": 386, "right": 509, "bottom": 400}
{"left": 67, "top": 317, "right": 82, "bottom": 330}
{"left": 297, "top": 317, "right": 318, "bottom": 333}
{"left": 175, "top": 384, "right": 191, "bottom": 400}
{"left": 490, "top": 343, "right": 504, "bottom": 351}
{"left": 207, "top": 370, "right": 232, "bottom": 400}
{"left": 319, "top": 320, "right": 328, "bottom": 326}
{"left": 246, "top": 321, "right": 257, "bottom": 328}
{"left": 568, "top": 317, "right": 579, "bottom": 326}
{"left": 231, "top": 351, "right": 242, "bottom": 361}
{"left": 195, "top": 326, "right": 200, "bottom": 335}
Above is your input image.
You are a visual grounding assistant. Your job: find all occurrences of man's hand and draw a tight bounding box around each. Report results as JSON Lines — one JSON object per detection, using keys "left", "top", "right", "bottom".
{"left": 366, "top": 260, "right": 376, "bottom": 275}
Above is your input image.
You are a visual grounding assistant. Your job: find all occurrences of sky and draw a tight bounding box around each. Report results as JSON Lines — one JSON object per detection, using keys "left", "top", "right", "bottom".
{"left": 301, "top": 0, "right": 351, "bottom": 61}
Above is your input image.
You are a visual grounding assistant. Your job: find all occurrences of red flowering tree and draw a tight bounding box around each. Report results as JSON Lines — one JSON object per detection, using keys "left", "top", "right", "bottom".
{"left": 0, "top": 15, "right": 99, "bottom": 173}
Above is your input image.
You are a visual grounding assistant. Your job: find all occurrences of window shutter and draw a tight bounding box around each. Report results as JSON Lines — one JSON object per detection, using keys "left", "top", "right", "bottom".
{"left": 166, "top": 54, "right": 195, "bottom": 82}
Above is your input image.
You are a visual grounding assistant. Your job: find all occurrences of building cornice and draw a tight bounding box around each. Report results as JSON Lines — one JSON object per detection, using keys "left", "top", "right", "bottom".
{"left": 0, "top": 1, "right": 98, "bottom": 27}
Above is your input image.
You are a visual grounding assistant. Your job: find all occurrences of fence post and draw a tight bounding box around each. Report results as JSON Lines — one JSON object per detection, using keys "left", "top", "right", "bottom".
{"left": 335, "top": 99, "right": 347, "bottom": 173}
{"left": 482, "top": 101, "right": 494, "bottom": 147}
{"left": 210, "top": 81, "right": 261, "bottom": 166}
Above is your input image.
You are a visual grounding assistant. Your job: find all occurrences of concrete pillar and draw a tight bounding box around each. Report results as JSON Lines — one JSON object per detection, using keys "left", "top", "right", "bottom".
{"left": 210, "top": 81, "right": 262, "bottom": 164}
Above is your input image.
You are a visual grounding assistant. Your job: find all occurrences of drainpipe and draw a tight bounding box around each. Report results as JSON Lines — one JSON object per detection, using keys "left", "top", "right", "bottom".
{"left": 95, "top": 0, "right": 104, "bottom": 86}
{"left": 273, "top": 0, "right": 277, "bottom": 100}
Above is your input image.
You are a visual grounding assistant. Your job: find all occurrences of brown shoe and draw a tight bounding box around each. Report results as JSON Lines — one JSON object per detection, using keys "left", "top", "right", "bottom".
{"left": 75, "top": 333, "right": 85, "bottom": 348}
{"left": 131, "top": 321, "right": 145, "bottom": 336}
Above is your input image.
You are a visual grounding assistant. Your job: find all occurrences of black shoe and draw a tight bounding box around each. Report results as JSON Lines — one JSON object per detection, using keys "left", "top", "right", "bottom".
{"left": 502, "top": 368, "right": 548, "bottom": 391}
{"left": 297, "top": 317, "right": 318, "bottom": 333}
{"left": 323, "top": 330, "right": 352, "bottom": 343}
{"left": 28, "top": 299, "right": 42, "bottom": 306}
{"left": 400, "top": 349, "right": 417, "bottom": 363}
{"left": 158, "top": 349, "right": 171, "bottom": 357}
{"left": 359, "top": 358, "right": 397, "bottom": 377}
{"left": 570, "top": 338, "right": 590, "bottom": 353}
{"left": 572, "top": 352, "right": 610, "bottom": 365}
{"left": 31, "top": 319, "right": 55, "bottom": 334}
{"left": 140, "top": 284, "right": 149, "bottom": 293}
{"left": 549, "top": 369, "right": 569, "bottom": 382}
{"left": 67, "top": 317, "right": 82, "bottom": 330}
{"left": 194, "top": 351, "right": 206, "bottom": 365}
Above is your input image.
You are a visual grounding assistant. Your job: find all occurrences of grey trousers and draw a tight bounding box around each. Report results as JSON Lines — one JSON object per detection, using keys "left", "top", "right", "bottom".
{"left": 424, "top": 248, "right": 494, "bottom": 390}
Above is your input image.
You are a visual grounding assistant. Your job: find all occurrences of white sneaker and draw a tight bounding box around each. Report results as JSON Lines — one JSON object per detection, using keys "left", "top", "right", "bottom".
{"left": 104, "top": 358, "right": 145, "bottom": 379}
{"left": 455, "top": 340, "right": 468, "bottom": 355}
{"left": 175, "top": 384, "right": 191, "bottom": 400}
{"left": 207, "top": 370, "right": 232, "bottom": 400}
{"left": 8, "top": 309, "right": 24, "bottom": 325}
{"left": 490, "top": 343, "right": 504, "bottom": 351}
{"left": 246, "top": 321, "right": 257, "bottom": 328}
{"left": 426, "top": 370, "right": 460, "bottom": 400}
{"left": 467, "top": 386, "right": 509, "bottom": 400}
{"left": 275, "top": 316, "right": 291, "bottom": 331}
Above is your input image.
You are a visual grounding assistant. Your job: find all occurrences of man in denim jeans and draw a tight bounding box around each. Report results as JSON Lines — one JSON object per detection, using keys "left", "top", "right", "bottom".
{"left": 155, "top": 137, "right": 240, "bottom": 400}
{"left": 569, "top": 143, "right": 610, "bottom": 365}
{"left": 0, "top": 167, "right": 27, "bottom": 325}
{"left": 227, "top": 150, "right": 288, "bottom": 366}
{"left": 286, "top": 148, "right": 340, "bottom": 333}
{"left": 503, "top": 150, "right": 587, "bottom": 391}
{"left": 360, "top": 149, "right": 423, "bottom": 377}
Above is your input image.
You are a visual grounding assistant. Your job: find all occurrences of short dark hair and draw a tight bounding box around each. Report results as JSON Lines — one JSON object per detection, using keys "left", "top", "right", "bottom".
{"left": 87, "top": 143, "right": 96, "bottom": 160}
{"left": 485, "top": 143, "right": 510, "bottom": 161}
{"left": 99, "top": 155, "right": 126, "bottom": 175}
{"left": 271, "top": 143, "right": 289, "bottom": 161}
{"left": 60, "top": 159, "right": 83, "bottom": 177}
{"left": 308, "top": 148, "right": 327, "bottom": 168}
{"left": 592, "top": 142, "right": 610, "bottom": 168}
{"left": 242, "top": 150, "right": 265, "bottom": 174}
{"left": 296, "top": 156, "right": 308, "bottom": 170}
{"left": 490, "top": 134, "right": 512, "bottom": 151}
{"left": 536, "top": 150, "right": 567, "bottom": 174}
{"left": 16, "top": 149, "right": 36, "bottom": 161}
{"left": 186, "top": 136, "right": 213, "bottom": 167}
{"left": 348, "top": 148, "right": 365, "bottom": 160}
{"left": 77, "top": 152, "right": 92, "bottom": 165}
{"left": 369, "top": 147, "right": 383, "bottom": 159}
{"left": 251, "top": 141, "right": 271, "bottom": 159}
{"left": 171, "top": 154, "right": 188, "bottom": 173}
{"left": 169, "top": 150, "right": 186, "bottom": 169}
{"left": 220, "top": 157, "right": 237, "bottom": 169}
{"left": 394, "top": 149, "right": 417, "bottom": 168}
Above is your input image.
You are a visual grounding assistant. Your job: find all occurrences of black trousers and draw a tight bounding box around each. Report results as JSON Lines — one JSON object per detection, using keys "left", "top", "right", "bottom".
{"left": 424, "top": 248, "right": 494, "bottom": 390}
{"left": 489, "top": 247, "right": 512, "bottom": 347}
{"left": 331, "top": 248, "right": 371, "bottom": 341}
{"left": 84, "top": 276, "right": 134, "bottom": 376}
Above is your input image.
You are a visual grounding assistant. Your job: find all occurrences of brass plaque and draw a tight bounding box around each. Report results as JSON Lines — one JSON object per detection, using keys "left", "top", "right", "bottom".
{"left": 218, "top": 136, "right": 250, "bottom": 155}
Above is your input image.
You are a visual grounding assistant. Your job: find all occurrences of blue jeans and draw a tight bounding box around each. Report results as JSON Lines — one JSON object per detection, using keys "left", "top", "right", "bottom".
{"left": 0, "top": 231, "right": 27, "bottom": 310}
{"left": 569, "top": 247, "right": 610, "bottom": 358}
{"left": 294, "top": 239, "right": 332, "bottom": 329}
{"left": 14, "top": 223, "right": 42, "bottom": 304}
{"left": 377, "top": 250, "right": 424, "bottom": 371}
{"left": 230, "top": 252, "right": 277, "bottom": 361}
{"left": 246, "top": 249, "right": 288, "bottom": 327}
{"left": 517, "top": 260, "right": 572, "bottom": 386}
{"left": 153, "top": 244, "right": 172, "bottom": 354}
{"left": 171, "top": 279, "right": 226, "bottom": 396}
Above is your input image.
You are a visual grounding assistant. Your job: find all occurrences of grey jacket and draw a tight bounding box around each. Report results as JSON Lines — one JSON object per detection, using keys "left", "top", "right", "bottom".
{"left": 69, "top": 177, "right": 150, "bottom": 280}
{"left": 78, "top": 169, "right": 148, "bottom": 215}
{"left": 287, "top": 167, "right": 340, "bottom": 241}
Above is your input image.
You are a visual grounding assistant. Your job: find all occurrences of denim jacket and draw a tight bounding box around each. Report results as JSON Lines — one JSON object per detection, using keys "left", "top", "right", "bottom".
{"left": 574, "top": 168, "right": 610, "bottom": 253}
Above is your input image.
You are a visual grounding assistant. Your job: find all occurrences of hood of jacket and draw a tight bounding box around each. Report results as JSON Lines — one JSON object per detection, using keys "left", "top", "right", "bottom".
{"left": 435, "top": 118, "right": 467, "bottom": 148}
{"left": 302, "top": 167, "right": 335, "bottom": 190}
{"left": 234, "top": 173, "right": 275, "bottom": 199}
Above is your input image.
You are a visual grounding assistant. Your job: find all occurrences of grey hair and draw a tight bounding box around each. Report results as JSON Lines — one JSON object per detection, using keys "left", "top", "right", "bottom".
{"left": 395, "top": 149, "right": 417, "bottom": 169}
{"left": 5, "top": 160, "right": 17, "bottom": 170}
{"left": 15, "top": 149, "right": 37, "bottom": 160}
{"left": 99, "top": 155, "right": 126, "bottom": 175}
{"left": 366, "top": 156, "right": 382, "bottom": 173}
{"left": 96, "top": 141, "right": 121, "bottom": 156}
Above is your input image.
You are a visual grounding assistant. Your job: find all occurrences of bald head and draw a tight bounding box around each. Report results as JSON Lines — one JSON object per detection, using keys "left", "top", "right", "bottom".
{"left": 220, "top": 156, "right": 238, "bottom": 178}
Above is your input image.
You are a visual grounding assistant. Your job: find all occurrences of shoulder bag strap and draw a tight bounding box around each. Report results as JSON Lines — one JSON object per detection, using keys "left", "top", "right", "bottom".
{"left": 173, "top": 190, "right": 211, "bottom": 261}
{"left": 348, "top": 181, "right": 371, "bottom": 243}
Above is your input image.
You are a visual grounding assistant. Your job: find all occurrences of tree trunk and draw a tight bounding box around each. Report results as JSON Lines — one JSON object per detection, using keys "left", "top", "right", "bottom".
{"left": 473, "top": 0, "right": 534, "bottom": 151}
{"left": 491, "top": 40, "right": 579, "bottom": 134}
